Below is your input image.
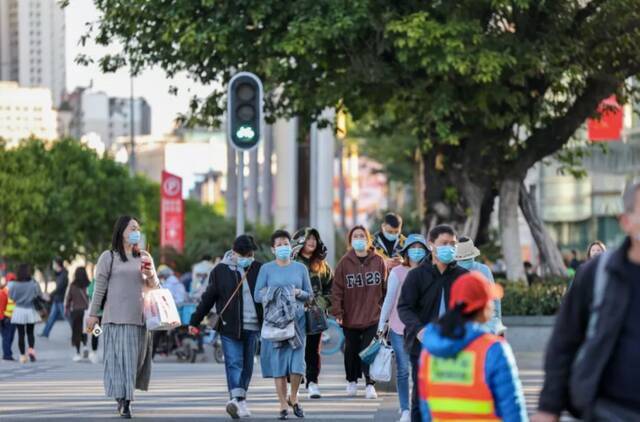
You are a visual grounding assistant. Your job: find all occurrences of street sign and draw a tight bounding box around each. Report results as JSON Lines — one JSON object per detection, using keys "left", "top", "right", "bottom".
{"left": 227, "top": 72, "right": 263, "bottom": 151}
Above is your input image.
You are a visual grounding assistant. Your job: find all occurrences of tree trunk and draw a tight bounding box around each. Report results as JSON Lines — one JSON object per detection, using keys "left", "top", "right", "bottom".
{"left": 519, "top": 182, "right": 567, "bottom": 277}
{"left": 499, "top": 178, "right": 526, "bottom": 282}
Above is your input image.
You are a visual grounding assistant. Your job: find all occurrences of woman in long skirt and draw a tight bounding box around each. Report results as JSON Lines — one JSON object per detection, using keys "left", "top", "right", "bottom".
{"left": 86, "top": 215, "right": 159, "bottom": 419}
{"left": 254, "top": 229, "right": 313, "bottom": 420}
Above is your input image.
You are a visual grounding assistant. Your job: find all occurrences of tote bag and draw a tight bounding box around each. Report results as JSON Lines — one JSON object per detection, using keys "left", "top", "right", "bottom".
{"left": 370, "top": 339, "right": 394, "bottom": 382}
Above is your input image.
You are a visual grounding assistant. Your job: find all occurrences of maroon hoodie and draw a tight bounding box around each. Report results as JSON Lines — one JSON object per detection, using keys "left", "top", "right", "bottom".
{"left": 331, "top": 249, "right": 387, "bottom": 329}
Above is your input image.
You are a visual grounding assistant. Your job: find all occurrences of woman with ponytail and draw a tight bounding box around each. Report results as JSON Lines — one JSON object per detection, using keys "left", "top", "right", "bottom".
{"left": 418, "top": 272, "right": 527, "bottom": 422}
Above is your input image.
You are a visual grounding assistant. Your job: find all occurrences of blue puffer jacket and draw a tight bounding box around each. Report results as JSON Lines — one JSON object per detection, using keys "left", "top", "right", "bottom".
{"left": 420, "top": 322, "right": 528, "bottom": 422}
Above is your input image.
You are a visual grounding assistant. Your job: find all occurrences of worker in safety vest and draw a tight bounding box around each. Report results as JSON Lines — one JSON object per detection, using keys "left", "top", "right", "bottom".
{"left": 418, "top": 272, "right": 527, "bottom": 421}
{"left": 1, "top": 272, "right": 17, "bottom": 361}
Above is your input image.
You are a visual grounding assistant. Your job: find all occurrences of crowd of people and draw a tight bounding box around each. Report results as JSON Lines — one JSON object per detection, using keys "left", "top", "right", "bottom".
{"left": 2, "top": 181, "right": 640, "bottom": 421}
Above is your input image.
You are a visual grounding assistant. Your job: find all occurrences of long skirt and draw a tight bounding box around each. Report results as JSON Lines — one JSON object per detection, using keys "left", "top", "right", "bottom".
{"left": 103, "top": 323, "right": 152, "bottom": 401}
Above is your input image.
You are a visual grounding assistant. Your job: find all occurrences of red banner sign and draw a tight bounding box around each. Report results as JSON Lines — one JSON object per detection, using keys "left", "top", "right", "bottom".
{"left": 588, "top": 95, "right": 623, "bottom": 142}
{"left": 161, "top": 170, "right": 184, "bottom": 252}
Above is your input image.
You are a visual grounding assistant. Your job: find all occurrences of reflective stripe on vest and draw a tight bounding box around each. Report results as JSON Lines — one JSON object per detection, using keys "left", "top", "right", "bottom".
{"left": 4, "top": 299, "right": 15, "bottom": 318}
{"left": 419, "top": 333, "right": 503, "bottom": 421}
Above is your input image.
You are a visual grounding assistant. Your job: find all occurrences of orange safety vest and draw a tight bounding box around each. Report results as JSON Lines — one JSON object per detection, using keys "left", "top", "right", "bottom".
{"left": 419, "top": 333, "right": 503, "bottom": 421}
{"left": 4, "top": 297, "right": 15, "bottom": 318}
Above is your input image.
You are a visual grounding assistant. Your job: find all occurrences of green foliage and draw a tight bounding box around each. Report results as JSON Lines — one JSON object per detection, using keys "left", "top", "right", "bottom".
{"left": 0, "top": 138, "right": 155, "bottom": 268}
{"left": 500, "top": 280, "right": 568, "bottom": 316}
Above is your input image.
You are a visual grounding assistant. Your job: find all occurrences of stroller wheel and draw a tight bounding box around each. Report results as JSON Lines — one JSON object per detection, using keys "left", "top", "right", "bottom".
{"left": 213, "top": 344, "right": 224, "bottom": 364}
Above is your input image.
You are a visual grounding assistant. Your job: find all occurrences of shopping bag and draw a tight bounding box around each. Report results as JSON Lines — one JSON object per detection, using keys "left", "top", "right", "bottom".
{"left": 261, "top": 321, "right": 295, "bottom": 341}
{"left": 370, "top": 340, "right": 393, "bottom": 382}
{"left": 143, "top": 288, "right": 181, "bottom": 331}
{"left": 359, "top": 338, "right": 382, "bottom": 365}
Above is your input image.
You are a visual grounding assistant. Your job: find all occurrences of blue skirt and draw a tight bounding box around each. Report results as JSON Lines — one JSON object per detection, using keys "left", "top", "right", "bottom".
{"left": 260, "top": 312, "right": 306, "bottom": 378}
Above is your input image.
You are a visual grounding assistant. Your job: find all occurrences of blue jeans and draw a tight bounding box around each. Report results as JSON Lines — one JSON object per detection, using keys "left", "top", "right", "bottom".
{"left": 220, "top": 330, "right": 258, "bottom": 399}
{"left": 389, "top": 330, "right": 410, "bottom": 412}
{"left": 41, "top": 301, "right": 65, "bottom": 337}
{"left": 1, "top": 318, "right": 16, "bottom": 359}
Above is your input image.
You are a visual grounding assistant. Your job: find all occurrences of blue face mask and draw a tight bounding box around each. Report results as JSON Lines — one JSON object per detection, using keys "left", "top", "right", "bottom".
{"left": 457, "top": 258, "right": 474, "bottom": 270}
{"left": 128, "top": 230, "right": 141, "bottom": 245}
{"left": 352, "top": 239, "right": 367, "bottom": 252}
{"left": 436, "top": 245, "right": 456, "bottom": 264}
{"left": 274, "top": 246, "right": 291, "bottom": 261}
{"left": 383, "top": 230, "right": 399, "bottom": 242}
{"left": 408, "top": 248, "right": 427, "bottom": 263}
{"left": 237, "top": 257, "right": 254, "bottom": 269}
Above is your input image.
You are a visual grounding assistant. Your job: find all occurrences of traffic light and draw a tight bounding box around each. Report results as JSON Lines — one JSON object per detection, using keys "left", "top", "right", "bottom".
{"left": 227, "top": 72, "right": 263, "bottom": 151}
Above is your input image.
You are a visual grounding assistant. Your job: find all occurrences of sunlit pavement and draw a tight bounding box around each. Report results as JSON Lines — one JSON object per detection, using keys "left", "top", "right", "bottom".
{"left": 1, "top": 323, "right": 548, "bottom": 421}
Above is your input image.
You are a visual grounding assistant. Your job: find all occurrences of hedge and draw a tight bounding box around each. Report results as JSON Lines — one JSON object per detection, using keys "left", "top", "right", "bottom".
{"left": 499, "top": 280, "right": 568, "bottom": 316}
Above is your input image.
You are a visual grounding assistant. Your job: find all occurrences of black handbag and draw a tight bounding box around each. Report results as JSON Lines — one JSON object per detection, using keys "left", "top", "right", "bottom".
{"left": 305, "top": 300, "right": 328, "bottom": 335}
{"left": 33, "top": 295, "right": 48, "bottom": 319}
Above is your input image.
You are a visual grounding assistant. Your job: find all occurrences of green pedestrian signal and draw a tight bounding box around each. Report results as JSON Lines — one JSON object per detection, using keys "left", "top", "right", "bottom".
{"left": 227, "top": 72, "right": 263, "bottom": 151}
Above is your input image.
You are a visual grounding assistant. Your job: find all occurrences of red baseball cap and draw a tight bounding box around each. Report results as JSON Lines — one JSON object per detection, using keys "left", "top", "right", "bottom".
{"left": 5, "top": 272, "right": 16, "bottom": 282}
{"left": 449, "top": 271, "right": 504, "bottom": 314}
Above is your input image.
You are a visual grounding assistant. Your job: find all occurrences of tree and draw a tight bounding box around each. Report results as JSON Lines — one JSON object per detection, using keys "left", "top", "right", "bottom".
{"left": 0, "top": 138, "right": 158, "bottom": 268}
{"left": 81, "top": 0, "right": 640, "bottom": 279}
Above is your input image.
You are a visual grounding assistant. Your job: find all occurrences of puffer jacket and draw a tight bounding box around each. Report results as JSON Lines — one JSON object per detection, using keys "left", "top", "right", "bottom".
{"left": 420, "top": 322, "right": 528, "bottom": 422}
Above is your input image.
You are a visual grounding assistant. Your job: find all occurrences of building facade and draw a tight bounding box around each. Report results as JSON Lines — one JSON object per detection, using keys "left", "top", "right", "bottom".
{"left": 0, "top": 0, "right": 66, "bottom": 106}
{"left": 0, "top": 81, "right": 57, "bottom": 144}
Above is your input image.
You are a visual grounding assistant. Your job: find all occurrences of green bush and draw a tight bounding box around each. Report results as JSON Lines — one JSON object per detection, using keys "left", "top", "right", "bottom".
{"left": 500, "top": 280, "right": 568, "bottom": 316}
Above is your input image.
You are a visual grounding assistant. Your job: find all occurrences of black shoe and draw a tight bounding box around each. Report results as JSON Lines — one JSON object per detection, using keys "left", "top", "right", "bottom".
{"left": 279, "top": 409, "right": 289, "bottom": 420}
{"left": 116, "top": 398, "right": 123, "bottom": 415}
{"left": 2, "top": 357, "right": 15, "bottom": 361}
{"left": 120, "top": 400, "right": 131, "bottom": 419}
{"left": 287, "top": 398, "right": 304, "bottom": 418}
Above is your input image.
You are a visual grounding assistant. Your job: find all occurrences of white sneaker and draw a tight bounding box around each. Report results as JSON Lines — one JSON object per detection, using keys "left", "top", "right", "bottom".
{"left": 72, "top": 353, "right": 83, "bottom": 362}
{"left": 365, "top": 384, "right": 378, "bottom": 399}
{"left": 226, "top": 399, "right": 240, "bottom": 419}
{"left": 346, "top": 382, "right": 357, "bottom": 397}
{"left": 88, "top": 351, "right": 99, "bottom": 364}
{"left": 237, "top": 400, "right": 251, "bottom": 418}
{"left": 308, "top": 382, "right": 322, "bottom": 399}
{"left": 398, "top": 410, "right": 411, "bottom": 422}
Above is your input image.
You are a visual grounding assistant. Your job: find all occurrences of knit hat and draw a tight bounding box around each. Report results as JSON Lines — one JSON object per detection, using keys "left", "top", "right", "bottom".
{"left": 454, "top": 237, "right": 481, "bottom": 261}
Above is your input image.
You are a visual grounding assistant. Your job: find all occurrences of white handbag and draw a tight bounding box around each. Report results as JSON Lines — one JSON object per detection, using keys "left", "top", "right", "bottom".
{"left": 143, "top": 288, "right": 181, "bottom": 331}
{"left": 370, "top": 339, "right": 394, "bottom": 382}
{"left": 261, "top": 321, "right": 295, "bottom": 342}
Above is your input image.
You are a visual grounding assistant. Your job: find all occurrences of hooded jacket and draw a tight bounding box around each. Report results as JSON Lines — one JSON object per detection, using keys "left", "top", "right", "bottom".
{"left": 190, "top": 251, "right": 263, "bottom": 339}
{"left": 331, "top": 249, "right": 387, "bottom": 329}
{"left": 292, "top": 228, "right": 334, "bottom": 311}
{"left": 397, "top": 261, "right": 467, "bottom": 356}
{"left": 420, "top": 322, "right": 527, "bottom": 422}
{"left": 374, "top": 231, "right": 406, "bottom": 259}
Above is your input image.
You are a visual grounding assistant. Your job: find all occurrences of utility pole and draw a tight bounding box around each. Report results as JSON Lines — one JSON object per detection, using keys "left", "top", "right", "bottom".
{"left": 129, "top": 73, "right": 136, "bottom": 174}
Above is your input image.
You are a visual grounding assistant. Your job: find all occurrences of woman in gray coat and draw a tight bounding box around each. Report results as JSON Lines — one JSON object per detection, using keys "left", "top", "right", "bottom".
{"left": 86, "top": 216, "right": 159, "bottom": 419}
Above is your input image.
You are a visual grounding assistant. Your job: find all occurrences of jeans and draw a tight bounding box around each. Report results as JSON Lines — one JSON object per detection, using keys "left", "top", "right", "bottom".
{"left": 1, "top": 318, "right": 16, "bottom": 359}
{"left": 305, "top": 333, "right": 322, "bottom": 386}
{"left": 220, "top": 330, "right": 258, "bottom": 400}
{"left": 389, "top": 330, "right": 410, "bottom": 412}
{"left": 41, "top": 301, "right": 65, "bottom": 337}
{"left": 343, "top": 324, "right": 378, "bottom": 385}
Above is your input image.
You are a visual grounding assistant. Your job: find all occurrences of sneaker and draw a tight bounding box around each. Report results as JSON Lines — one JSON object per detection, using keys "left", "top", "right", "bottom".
{"left": 346, "top": 382, "right": 357, "bottom": 397}
{"left": 365, "top": 385, "right": 378, "bottom": 399}
{"left": 2, "top": 356, "right": 15, "bottom": 361}
{"left": 72, "top": 353, "right": 83, "bottom": 362}
{"left": 89, "top": 351, "right": 99, "bottom": 364}
{"left": 19, "top": 355, "right": 28, "bottom": 364}
{"left": 237, "top": 400, "right": 251, "bottom": 418}
{"left": 226, "top": 399, "right": 240, "bottom": 419}
{"left": 308, "top": 382, "right": 322, "bottom": 399}
{"left": 398, "top": 410, "right": 411, "bottom": 422}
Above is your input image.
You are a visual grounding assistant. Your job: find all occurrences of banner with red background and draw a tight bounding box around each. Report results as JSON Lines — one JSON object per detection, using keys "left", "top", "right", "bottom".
{"left": 160, "top": 171, "right": 184, "bottom": 252}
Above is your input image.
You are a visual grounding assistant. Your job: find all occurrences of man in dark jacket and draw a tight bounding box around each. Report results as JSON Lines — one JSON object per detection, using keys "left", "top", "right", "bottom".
{"left": 534, "top": 182, "right": 640, "bottom": 422}
{"left": 39, "top": 257, "right": 68, "bottom": 338}
{"left": 397, "top": 224, "right": 467, "bottom": 422}
{"left": 189, "top": 234, "right": 262, "bottom": 419}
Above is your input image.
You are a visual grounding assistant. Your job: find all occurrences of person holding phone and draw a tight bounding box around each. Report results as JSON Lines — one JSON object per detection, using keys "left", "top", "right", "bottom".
{"left": 86, "top": 216, "right": 159, "bottom": 419}
{"left": 373, "top": 213, "right": 406, "bottom": 271}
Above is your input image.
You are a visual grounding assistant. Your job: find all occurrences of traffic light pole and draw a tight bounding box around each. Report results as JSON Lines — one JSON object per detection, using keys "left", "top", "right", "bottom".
{"left": 236, "top": 150, "right": 245, "bottom": 236}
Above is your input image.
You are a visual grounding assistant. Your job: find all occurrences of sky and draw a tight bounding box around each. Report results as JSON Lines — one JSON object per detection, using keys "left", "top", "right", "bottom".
{"left": 65, "top": 1, "right": 208, "bottom": 136}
